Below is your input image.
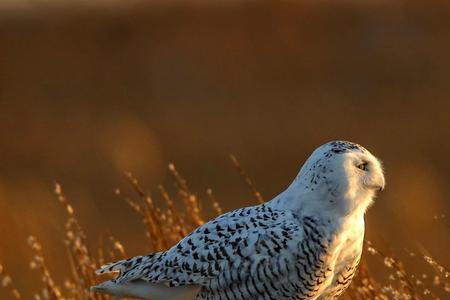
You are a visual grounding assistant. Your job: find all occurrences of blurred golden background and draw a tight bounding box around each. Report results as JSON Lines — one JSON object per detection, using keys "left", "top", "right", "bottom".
{"left": 0, "top": 1, "right": 449, "bottom": 298}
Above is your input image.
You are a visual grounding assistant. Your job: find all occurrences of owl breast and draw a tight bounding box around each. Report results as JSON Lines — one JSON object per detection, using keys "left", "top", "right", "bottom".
{"left": 317, "top": 226, "right": 364, "bottom": 300}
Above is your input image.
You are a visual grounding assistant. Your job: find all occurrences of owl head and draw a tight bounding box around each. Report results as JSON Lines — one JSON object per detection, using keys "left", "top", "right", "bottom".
{"left": 280, "top": 140, "right": 385, "bottom": 216}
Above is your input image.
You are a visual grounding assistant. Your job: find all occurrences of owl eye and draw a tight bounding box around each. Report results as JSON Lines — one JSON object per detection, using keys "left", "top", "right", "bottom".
{"left": 357, "top": 162, "right": 368, "bottom": 171}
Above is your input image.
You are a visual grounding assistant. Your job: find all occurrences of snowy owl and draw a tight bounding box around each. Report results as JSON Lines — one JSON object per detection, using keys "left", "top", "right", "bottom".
{"left": 92, "top": 140, "right": 385, "bottom": 300}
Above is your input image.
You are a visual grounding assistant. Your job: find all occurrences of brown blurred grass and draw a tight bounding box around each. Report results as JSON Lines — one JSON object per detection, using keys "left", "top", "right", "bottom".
{"left": 0, "top": 161, "right": 448, "bottom": 300}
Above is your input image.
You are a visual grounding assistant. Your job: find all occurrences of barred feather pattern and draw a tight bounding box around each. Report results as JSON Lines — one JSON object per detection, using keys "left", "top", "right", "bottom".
{"left": 97, "top": 204, "right": 360, "bottom": 300}
{"left": 317, "top": 255, "right": 361, "bottom": 300}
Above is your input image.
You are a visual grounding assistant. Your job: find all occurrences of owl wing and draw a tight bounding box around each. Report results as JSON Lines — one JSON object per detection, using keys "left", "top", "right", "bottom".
{"left": 96, "top": 204, "right": 330, "bottom": 299}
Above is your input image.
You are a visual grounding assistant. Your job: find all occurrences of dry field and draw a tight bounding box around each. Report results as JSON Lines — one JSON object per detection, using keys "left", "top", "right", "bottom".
{"left": 0, "top": 160, "right": 447, "bottom": 300}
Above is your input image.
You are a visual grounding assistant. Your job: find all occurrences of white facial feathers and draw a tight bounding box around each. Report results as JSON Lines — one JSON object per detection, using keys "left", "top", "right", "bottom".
{"left": 275, "top": 140, "right": 385, "bottom": 216}
{"left": 344, "top": 150, "right": 385, "bottom": 192}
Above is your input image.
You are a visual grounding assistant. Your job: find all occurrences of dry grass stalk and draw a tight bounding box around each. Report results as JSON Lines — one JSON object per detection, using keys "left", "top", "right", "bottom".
{"left": 121, "top": 172, "right": 168, "bottom": 250}
{"left": 229, "top": 154, "right": 264, "bottom": 204}
{"left": 206, "top": 188, "right": 223, "bottom": 216}
{"left": 28, "top": 235, "right": 64, "bottom": 300}
{"left": 168, "top": 164, "right": 204, "bottom": 228}
{"left": 0, "top": 262, "right": 21, "bottom": 299}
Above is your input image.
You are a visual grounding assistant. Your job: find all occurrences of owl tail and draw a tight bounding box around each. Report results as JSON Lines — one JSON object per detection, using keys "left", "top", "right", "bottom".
{"left": 91, "top": 280, "right": 201, "bottom": 300}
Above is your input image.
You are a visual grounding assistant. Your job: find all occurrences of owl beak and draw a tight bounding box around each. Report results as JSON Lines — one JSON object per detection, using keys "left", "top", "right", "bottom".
{"left": 375, "top": 175, "right": 385, "bottom": 192}
{"left": 369, "top": 183, "right": 384, "bottom": 192}
{"left": 368, "top": 173, "right": 385, "bottom": 192}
